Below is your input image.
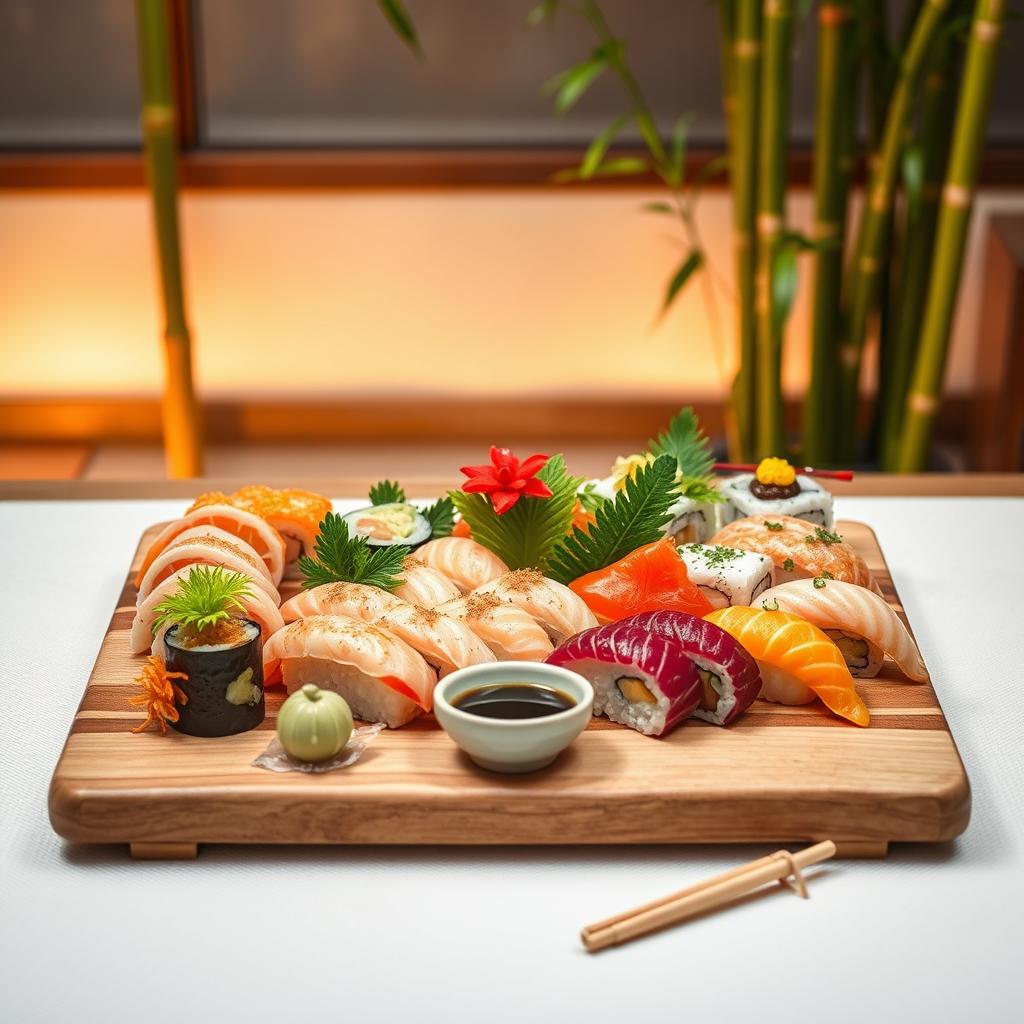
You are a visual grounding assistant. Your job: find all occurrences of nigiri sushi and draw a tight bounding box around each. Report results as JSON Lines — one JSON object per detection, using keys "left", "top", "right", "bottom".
{"left": 414, "top": 537, "right": 509, "bottom": 593}
{"left": 618, "top": 611, "right": 762, "bottom": 725}
{"left": 469, "top": 569, "right": 598, "bottom": 643}
{"left": 135, "top": 503, "right": 286, "bottom": 588}
{"left": 706, "top": 606, "right": 871, "bottom": 727}
{"left": 280, "top": 582, "right": 495, "bottom": 675}
{"left": 679, "top": 543, "right": 774, "bottom": 609}
{"left": 394, "top": 556, "right": 463, "bottom": 608}
{"left": 131, "top": 565, "right": 285, "bottom": 655}
{"left": 437, "top": 592, "right": 554, "bottom": 662}
{"left": 756, "top": 578, "right": 927, "bottom": 681}
{"left": 263, "top": 615, "right": 436, "bottom": 727}
{"left": 719, "top": 458, "right": 834, "bottom": 528}
{"left": 709, "top": 515, "right": 875, "bottom": 590}
{"left": 568, "top": 538, "right": 713, "bottom": 624}
{"left": 547, "top": 621, "right": 703, "bottom": 736}
{"left": 135, "top": 527, "right": 280, "bottom": 605}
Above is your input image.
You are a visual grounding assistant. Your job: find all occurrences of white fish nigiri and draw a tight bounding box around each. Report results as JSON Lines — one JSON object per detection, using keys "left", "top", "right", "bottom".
{"left": 135, "top": 526, "right": 280, "bottom": 605}
{"left": 263, "top": 615, "right": 436, "bottom": 727}
{"left": 394, "top": 557, "right": 463, "bottom": 608}
{"left": 414, "top": 537, "right": 509, "bottom": 593}
{"left": 757, "top": 577, "right": 927, "bottom": 681}
{"left": 437, "top": 592, "right": 554, "bottom": 662}
{"left": 469, "top": 569, "right": 598, "bottom": 643}
{"left": 131, "top": 565, "right": 285, "bottom": 655}
{"left": 280, "top": 582, "right": 495, "bottom": 674}
{"left": 136, "top": 503, "right": 286, "bottom": 587}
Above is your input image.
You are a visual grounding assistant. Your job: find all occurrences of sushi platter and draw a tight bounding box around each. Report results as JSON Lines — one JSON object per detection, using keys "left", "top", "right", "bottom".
{"left": 48, "top": 414, "right": 971, "bottom": 860}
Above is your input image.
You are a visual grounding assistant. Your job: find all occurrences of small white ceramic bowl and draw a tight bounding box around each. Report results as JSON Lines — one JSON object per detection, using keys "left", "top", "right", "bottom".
{"left": 434, "top": 662, "right": 594, "bottom": 774}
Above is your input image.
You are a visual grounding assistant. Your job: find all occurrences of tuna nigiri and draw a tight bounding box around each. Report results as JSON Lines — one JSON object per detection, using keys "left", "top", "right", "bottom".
{"left": 437, "top": 591, "right": 554, "bottom": 662}
{"left": 706, "top": 606, "right": 871, "bottom": 727}
{"left": 263, "top": 615, "right": 436, "bottom": 727}
{"left": 135, "top": 503, "right": 286, "bottom": 588}
{"left": 280, "top": 582, "right": 495, "bottom": 674}
{"left": 135, "top": 527, "right": 280, "bottom": 605}
{"left": 757, "top": 578, "right": 927, "bottom": 680}
{"left": 414, "top": 537, "right": 509, "bottom": 593}
{"left": 131, "top": 565, "right": 285, "bottom": 655}
{"left": 469, "top": 569, "right": 598, "bottom": 643}
{"left": 394, "top": 556, "right": 463, "bottom": 608}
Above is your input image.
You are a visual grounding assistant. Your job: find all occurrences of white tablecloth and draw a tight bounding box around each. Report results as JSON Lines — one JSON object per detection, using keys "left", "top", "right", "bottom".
{"left": 2, "top": 496, "right": 1022, "bottom": 1023}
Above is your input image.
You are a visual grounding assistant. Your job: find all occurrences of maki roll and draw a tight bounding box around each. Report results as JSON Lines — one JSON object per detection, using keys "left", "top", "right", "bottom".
{"left": 546, "top": 622, "right": 703, "bottom": 737}
{"left": 720, "top": 458, "right": 834, "bottom": 529}
{"left": 342, "top": 502, "right": 432, "bottom": 550}
{"left": 678, "top": 543, "right": 774, "bottom": 609}
{"left": 618, "top": 611, "right": 762, "bottom": 725}
{"left": 663, "top": 492, "right": 718, "bottom": 545}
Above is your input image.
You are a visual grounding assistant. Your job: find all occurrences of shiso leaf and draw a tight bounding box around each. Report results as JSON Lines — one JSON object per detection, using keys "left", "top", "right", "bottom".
{"left": 450, "top": 455, "right": 581, "bottom": 571}
{"left": 152, "top": 565, "right": 252, "bottom": 635}
{"left": 299, "top": 512, "right": 407, "bottom": 592}
{"left": 421, "top": 495, "right": 455, "bottom": 538}
{"left": 368, "top": 479, "right": 406, "bottom": 505}
{"left": 546, "top": 454, "right": 678, "bottom": 584}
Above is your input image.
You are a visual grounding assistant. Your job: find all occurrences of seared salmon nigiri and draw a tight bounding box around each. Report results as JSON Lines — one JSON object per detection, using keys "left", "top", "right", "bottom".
{"left": 469, "top": 569, "right": 598, "bottom": 643}
{"left": 436, "top": 592, "right": 554, "bottom": 662}
{"left": 414, "top": 537, "right": 509, "bottom": 593}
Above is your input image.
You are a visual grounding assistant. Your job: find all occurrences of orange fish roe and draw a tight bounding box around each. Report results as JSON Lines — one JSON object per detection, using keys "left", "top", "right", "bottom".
{"left": 130, "top": 656, "right": 189, "bottom": 735}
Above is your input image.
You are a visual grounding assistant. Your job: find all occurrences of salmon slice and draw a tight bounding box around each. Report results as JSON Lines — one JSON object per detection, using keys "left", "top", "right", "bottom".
{"left": 131, "top": 565, "right": 285, "bottom": 655}
{"left": 394, "top": 557, "right": 463, "bottom": 608}
{"left": 706, "top": 606, "right": 870, "bottom": 727}
{"left": 437, "top": 592, "right": 554, "bottom": 662}
{"left": 135, "top": 503, "right": 287, "bottom": 588}
{"left": 470, "top": 569, "right": 598, "bottom": 643}
{"left": 414, "top": 537, "right": 509, "bottom": 593}
{"left": 280, "top": 582, "right": 495, "bottom": 675}
{"left": 263, "top": 615, "right": 436, "bottom": 726}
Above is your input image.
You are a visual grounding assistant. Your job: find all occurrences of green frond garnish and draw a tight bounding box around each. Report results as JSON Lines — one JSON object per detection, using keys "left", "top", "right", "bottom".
{"left": 421, "top": 495, "right": 455, "bottom": 538}
{"left": 547, "top": 454, "right": 678, "bottom": 584}
{"left": 369, "top": 479, "right": 406, "bottom": 505}
{"left": 676, "top": 477, "right": 723, "bottom": 504}
{"left": 152, "top": 566, "right": 252, "bottom": 635}
{"left": 299, "top": 512, "right": 407, "bottom": 591}
{"left": 450, "top": 454, "right": 581, "bottom": 571}
{"left": 577, "top": 480, "right": 609, "bottom": 515}
{"left": 646, "top": 406, "right": 723, "bottom": 504}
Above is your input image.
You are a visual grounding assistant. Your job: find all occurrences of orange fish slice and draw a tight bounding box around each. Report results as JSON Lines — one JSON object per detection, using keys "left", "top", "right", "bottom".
{"left": 705, "top": 606, "right": 870, "bottom": 727}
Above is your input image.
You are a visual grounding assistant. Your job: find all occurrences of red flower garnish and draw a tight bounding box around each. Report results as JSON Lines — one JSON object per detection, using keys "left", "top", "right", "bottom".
{"left": 460, "top": 446, "right": 552, "bottom": 515}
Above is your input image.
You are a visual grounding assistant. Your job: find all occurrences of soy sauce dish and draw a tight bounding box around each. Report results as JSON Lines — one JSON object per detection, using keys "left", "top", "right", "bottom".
{"left": 434, "top": 662, "right": 594, "bottom": 774}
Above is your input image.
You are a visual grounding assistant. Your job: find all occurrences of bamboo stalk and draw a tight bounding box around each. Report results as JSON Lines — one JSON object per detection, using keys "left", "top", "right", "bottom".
{"left": 837, "top": 0, "right": 952, "bottom": 459}
{"left": 860, "top": 0, "right": 892, "bottom": 168}
{"left": 135, "top": 0, "right": 203, "bottom": 478}
{"left": 895, "top": 0, "right": 1006, "bottom": 470}
{"left": 731, "top": 1, "right": 762, "bottom": 461}
{"left": 803, "top": 2, "right": 855, "bottom": 465}
{"left": 754, "top": 0, "right": 794, "bottom": 458}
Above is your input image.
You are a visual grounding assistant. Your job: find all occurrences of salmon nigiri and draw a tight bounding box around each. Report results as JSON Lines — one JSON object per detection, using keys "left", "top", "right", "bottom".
{"left": 135, "top": 527, "right": 280, "bottom": 605}
{"left": 756, "top": 578, "right": 927, "bottom": 681}
{"left": 131, "top": 565, "right": 285, "bottom": 655}
{"left": 468, "top": 569, "right": 597, "bottom": 643}
{"left": 263, "top": 615, "right": 436, "bottom": 727}
{"left": 706, "top": 606, "right": 870, "bottom": 727}
{"left": 135, "top": 504, "right": 286, "bottom": 588}
{"left": 414, "top": 537, "right": 509, "bottom": 593}
{"left": 394, "top": 556, "right": 463, "bottom": 608}
{"left": 280, "top": 582, "right": 495, "bottom": 675}
{"left": 437, "top": 592, "right": 554, "bottom": 662}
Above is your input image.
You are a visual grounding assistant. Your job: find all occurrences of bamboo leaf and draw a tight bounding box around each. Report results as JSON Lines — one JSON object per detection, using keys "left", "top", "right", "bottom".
{"left": 551, "top": 156, "right": 647, "bottom": 183}
{"left": 526, "top": 0, "right": 561, "bottom": 28}
{"left": 641, "top": 200, "right": 676, "bottom": 214}
{"left": 661, "top": 250, "right": 704, "bottom": 315}
{"left": 543, "top": 58, "right": 608, "bottom": 113}
{"left": 581, "top": 115, "right": 631, "bottom": 178}
{"left": 377, "top": 0, "right": 419, "bottom": 53}
{"left": 772, "top": 243, "right": 799, "bottom": 336}
{"left": 668, "top": 114, "right": 695, "bottom": 186}
{"left": 691, "top": 153, "right": 730, "bottom": 197}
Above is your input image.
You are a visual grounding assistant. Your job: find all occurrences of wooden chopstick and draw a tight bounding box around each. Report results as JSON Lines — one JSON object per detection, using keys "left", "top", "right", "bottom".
{"left": 581, "top": 840, "right": 837, "bottom": 953}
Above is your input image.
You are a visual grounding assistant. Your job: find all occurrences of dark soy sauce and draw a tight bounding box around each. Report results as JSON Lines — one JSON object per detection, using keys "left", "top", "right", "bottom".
{"left": 453, "top": 683, "right": 576, "bottom": 720}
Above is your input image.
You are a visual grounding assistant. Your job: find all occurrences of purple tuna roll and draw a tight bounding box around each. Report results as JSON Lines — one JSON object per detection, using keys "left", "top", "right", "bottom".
{"left": 618, "top": 610, "right": 762, "bottom": 725}
{"left": 546, "top": 622, "right": 702, "bottom": 736}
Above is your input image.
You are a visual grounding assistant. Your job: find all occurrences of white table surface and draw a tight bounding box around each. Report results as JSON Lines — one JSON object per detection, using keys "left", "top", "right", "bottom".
{"left": 2, "top": 495, "right": 1023, "bottom": 1023}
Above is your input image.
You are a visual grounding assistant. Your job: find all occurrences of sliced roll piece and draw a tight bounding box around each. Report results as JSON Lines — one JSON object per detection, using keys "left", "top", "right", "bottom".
{"left": 437, "top": 591, "right": 554, "bottom": 662}
{"left": 468, "top": 569, "right": 598, "bottom": 643}
{"left": 131, "top": 565, "right": 285, "bottom": 655}
{"left": 263, "top": 615, "right": 436, "bottom": 727}
{"left": 280, "top": 582, "right": 495, "bottom": 675}
{"left": 756, "top": 578, "right": 927, "bottom": 680}
{"left": 394, "top": 556, "right": 463, "bottom": 608}
{"left": 414, "top": 537, "right": 509, "bottom": 593}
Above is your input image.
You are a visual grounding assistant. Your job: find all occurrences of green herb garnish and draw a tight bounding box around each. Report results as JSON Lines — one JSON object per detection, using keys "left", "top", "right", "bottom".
{"left": 676, "top": 477, "right": 724, "bottom": 505}
{"left": 812, "top": 570, "right": 835, "bottom": 589}
{"left": 647, "top": 407, "right": 714, "bottom": 480}
{"left": 369, "top": 479, "right": 406, "bottom": 505}
{"left": 299, "top": 512, "right": 407, "bottom": 591}
{"left": 764, "top": 520, "right": 783, "bottom": 531}
{"left": 577, "top": 480, "right": 608, "bottom": 515}
{"left": 547, "top": 455, "right": 677, "bottom": 584}
{"left": 805, "top": 526, "right": 843, "bottom": 546}
{"left": 782, "top": 558, "right": 795, "bottom": 572}
{"left": 451, "top": 455, "right": 581, "bottom": 571}
{"left": 152, "top": 566, "right": 252, "bottom": 635}
{"left": 763, "top": 598, "right": 780, "bottom": 611}
{"left": 685, "top": 543, "right": 741, "bottom": 570}
{"left": 421, "top": 495, "right": 455, "bottom": 538}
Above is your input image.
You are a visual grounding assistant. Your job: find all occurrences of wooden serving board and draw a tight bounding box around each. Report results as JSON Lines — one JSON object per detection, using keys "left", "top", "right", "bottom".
{"left": 49, "top": 520, "right": 970, "bottom": 860}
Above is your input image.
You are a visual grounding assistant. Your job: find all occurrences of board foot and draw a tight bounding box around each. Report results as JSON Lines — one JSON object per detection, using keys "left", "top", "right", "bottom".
{"left": 130, "top": 842, "right": 198, "bottom": 861}
{"left": 830, "top": 840, "right": 889, "bottom": 859}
